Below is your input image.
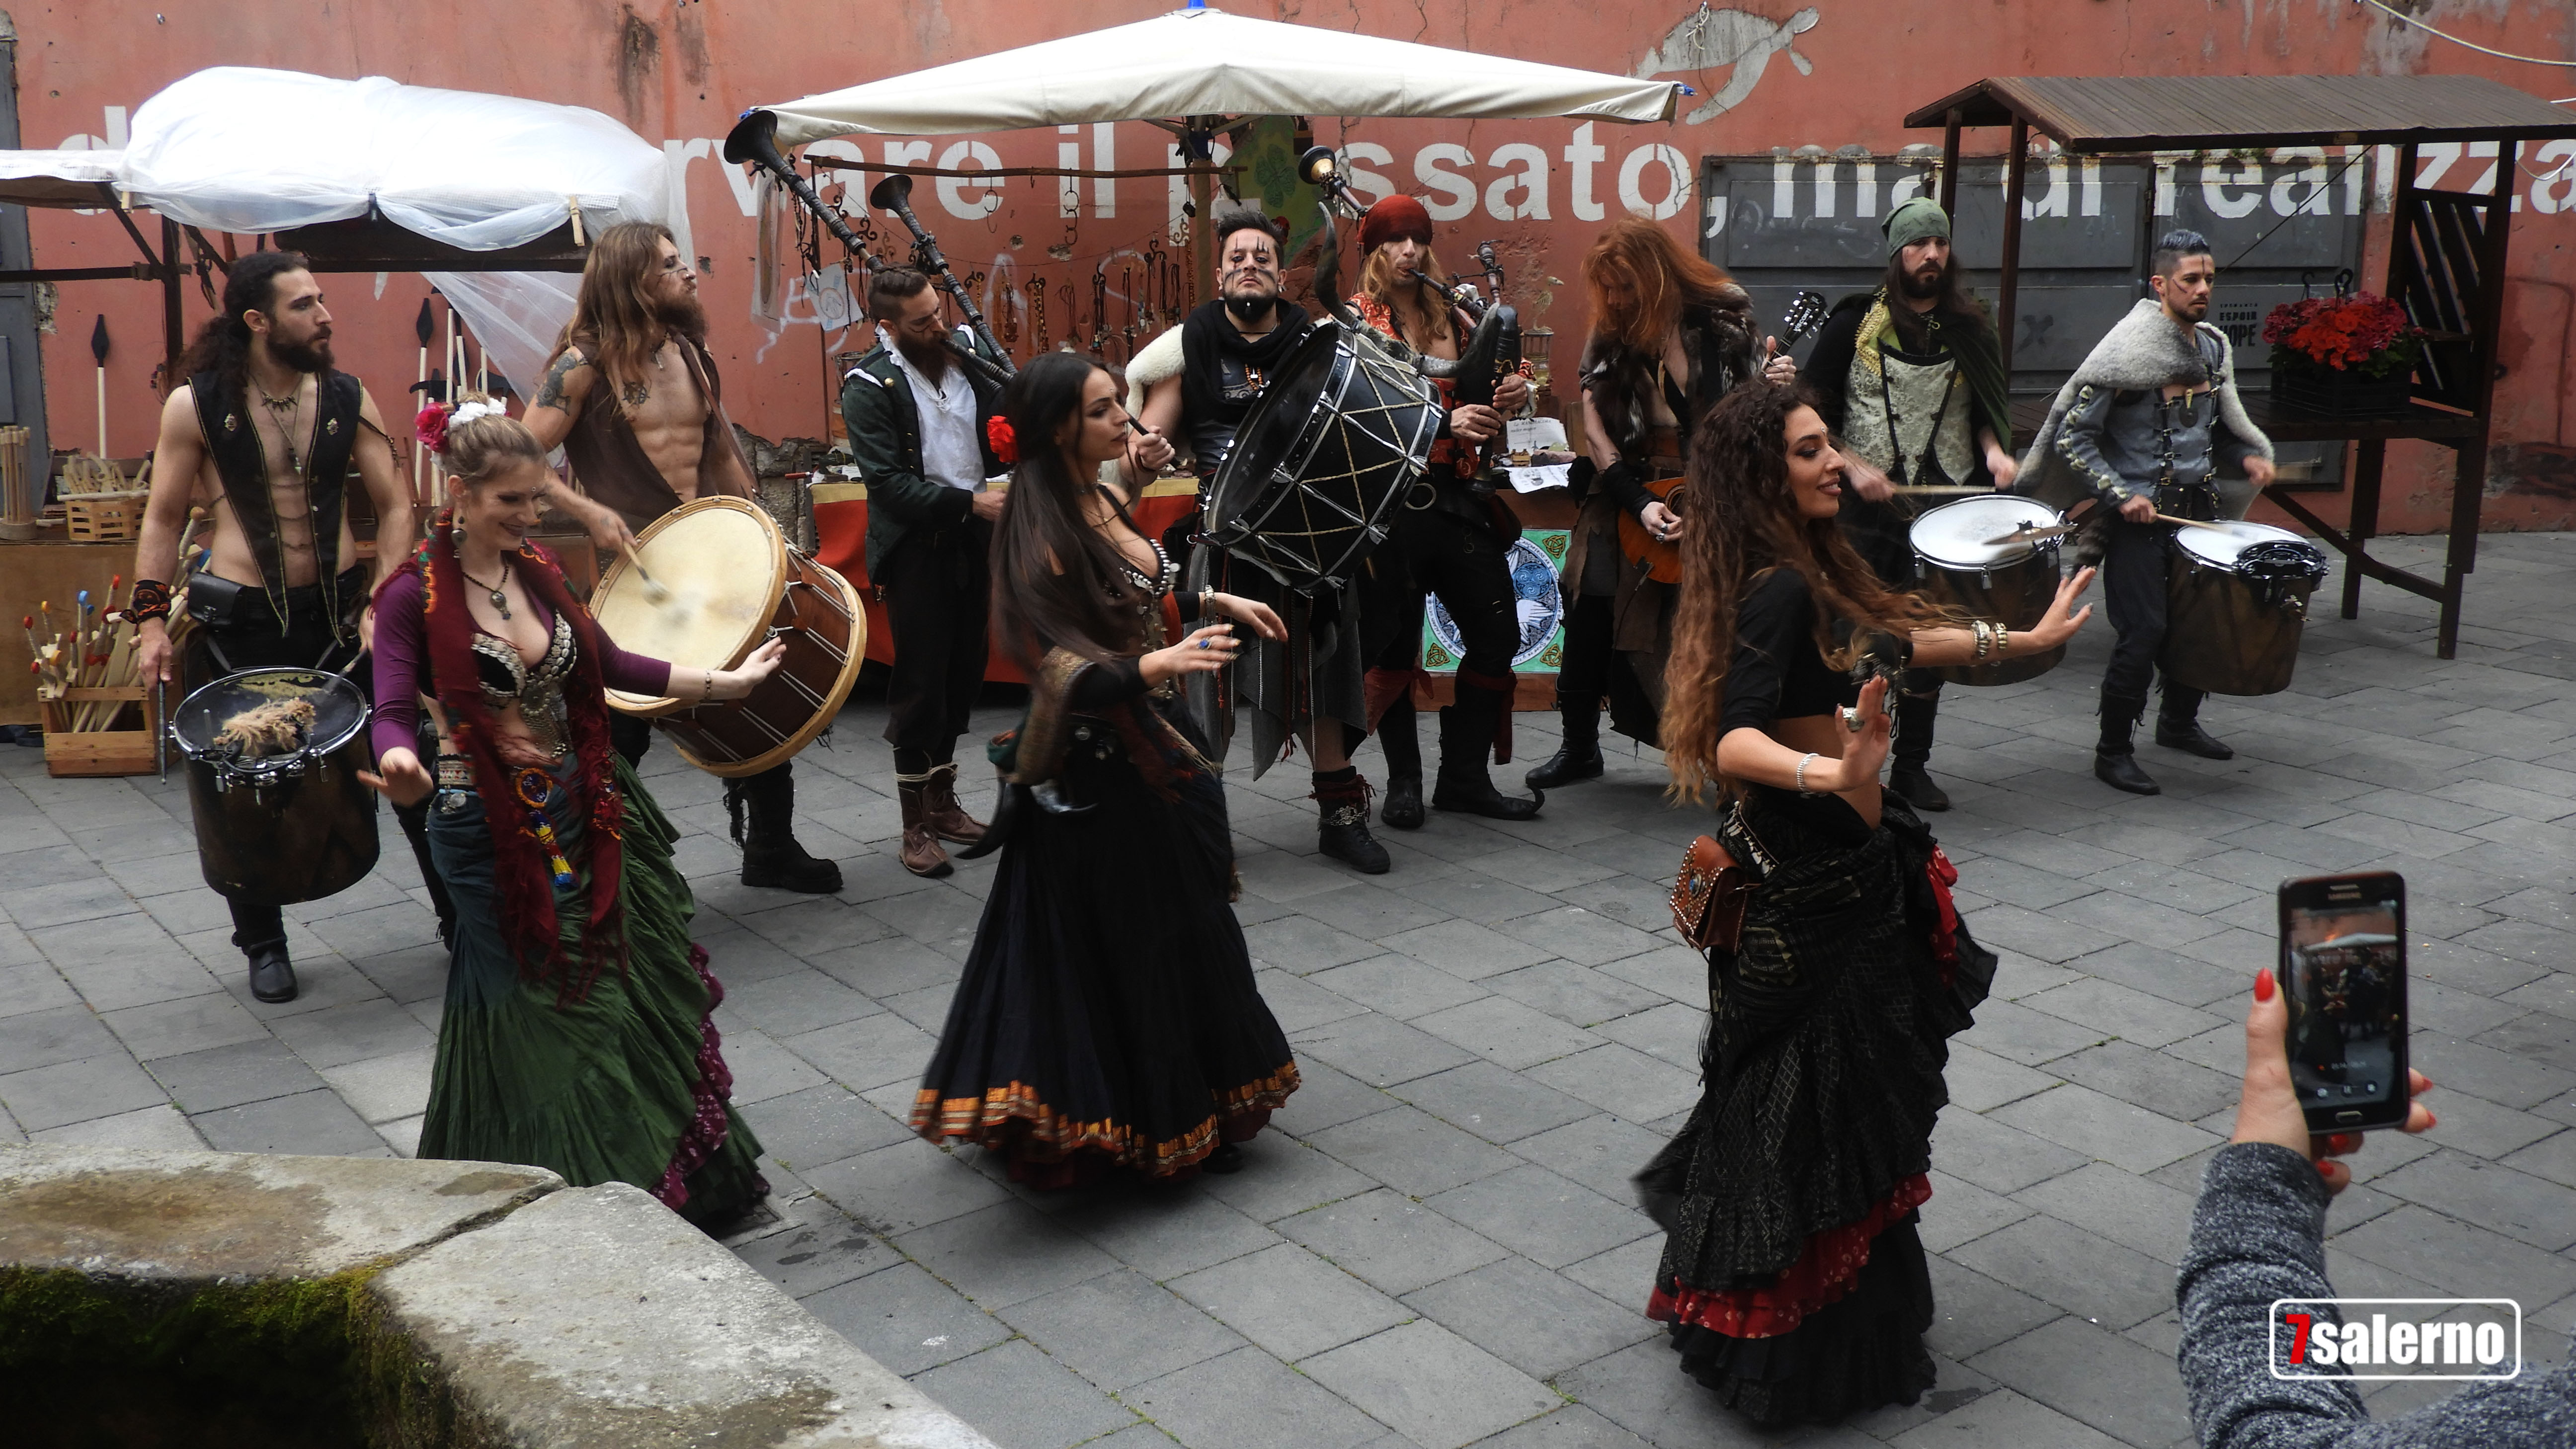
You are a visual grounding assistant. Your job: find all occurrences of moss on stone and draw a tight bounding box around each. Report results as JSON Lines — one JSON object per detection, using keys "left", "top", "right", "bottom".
{"left": 0, "top": 1262, "right": 459, "bottom": 1448}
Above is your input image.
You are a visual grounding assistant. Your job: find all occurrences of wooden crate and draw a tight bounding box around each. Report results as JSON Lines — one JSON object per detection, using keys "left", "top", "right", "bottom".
{"left": 63, "top": 491, "right": 147, "bottom": 543}
{"left": 41, "top": 685, "right": 160, "bottom": 778}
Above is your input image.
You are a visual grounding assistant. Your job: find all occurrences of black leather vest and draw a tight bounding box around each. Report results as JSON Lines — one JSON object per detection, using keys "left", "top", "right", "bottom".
{"left": 191, "top": 368, "right": 364, "bottom": 631}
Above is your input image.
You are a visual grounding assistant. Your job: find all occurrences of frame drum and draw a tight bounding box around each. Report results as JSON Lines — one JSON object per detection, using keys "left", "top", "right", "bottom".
{"left": 594, "top": 495, "right": 866, "bottom": 778}
{"left": 1908, "top": 494, "right": 2067, "bottom": 686}
{"left": 2160, "top": 522, "right": 2328, "bottom": 697}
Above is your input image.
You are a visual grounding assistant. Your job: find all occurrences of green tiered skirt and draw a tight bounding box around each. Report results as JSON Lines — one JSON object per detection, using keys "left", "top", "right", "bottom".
{"left": 419, "top": 755, "right": 766, "bottom": 1225}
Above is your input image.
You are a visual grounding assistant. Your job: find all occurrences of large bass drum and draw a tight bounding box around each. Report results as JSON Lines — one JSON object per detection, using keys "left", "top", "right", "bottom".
{"left": 1908, "top": 494, "right": 2068, "bottom": 686}
{"left": 595, "top": 495, "right": 866, "bottom": 777}
{"left": 173, "top": 668, "right": 380, "bottom": 906}
{"left": 1203, "top": 322, "right": 1442, "bottom": 593}
{"left": 2161, "top": 522, "right": 2328, "bottom": 696}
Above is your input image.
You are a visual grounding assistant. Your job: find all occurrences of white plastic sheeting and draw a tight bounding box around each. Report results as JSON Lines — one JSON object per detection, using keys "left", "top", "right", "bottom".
{"left": 755, "top": 4, "right": 1680, "bottom": 146}
{"left": 0, "top": 69, "right": 693, "bottom": 412}
{"left": 421, "top": 271, "right": 583, "bottom": 415}
{"left": 120, "top": 68, "right": 672, "bottom": 251}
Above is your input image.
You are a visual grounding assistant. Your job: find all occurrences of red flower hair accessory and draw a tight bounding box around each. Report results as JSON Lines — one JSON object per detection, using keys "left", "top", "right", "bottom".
{"left": 415, "top": 401, "right": 453, "bottom": 454}
{"left": 986, "top": 415, "right": 1019, "bottom": 465}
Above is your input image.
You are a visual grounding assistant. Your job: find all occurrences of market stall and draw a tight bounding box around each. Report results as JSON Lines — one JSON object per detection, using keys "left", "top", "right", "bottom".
{"left": 1903, "top": 74, "right": 2576, "bottom": 659}
{"left": 0, "top": 68, "right": 683, "bottom": 740}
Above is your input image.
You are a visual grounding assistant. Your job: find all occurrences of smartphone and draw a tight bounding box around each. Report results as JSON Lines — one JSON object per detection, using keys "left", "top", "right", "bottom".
{"left": 2276, "top": 873, "right": 2411, "bottom": 1132}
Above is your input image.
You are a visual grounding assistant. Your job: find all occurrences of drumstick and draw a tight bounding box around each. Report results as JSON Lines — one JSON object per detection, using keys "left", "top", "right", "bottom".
{"left": 1983, "top": 521, "right": 2082, "bottom": 546}
{"left": 619, "top": 537, "right": 671, "bottom": 605}
{"left": 1892, "top": 485, "right": 1997, "bottom": 496}
{"left": 2153, "top": 511, "right": 2237, "bottom": 534}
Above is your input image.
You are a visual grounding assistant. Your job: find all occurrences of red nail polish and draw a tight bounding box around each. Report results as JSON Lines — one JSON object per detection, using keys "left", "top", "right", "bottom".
{"left": 2254, "top": 968, "right": 2275, "bottom": 1003}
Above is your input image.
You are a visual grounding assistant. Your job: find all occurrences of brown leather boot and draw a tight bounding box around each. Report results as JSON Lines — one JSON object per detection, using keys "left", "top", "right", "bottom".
{"left": 896, "top": 777, "right": 954, "bottom": 878}
{"left": 919, "top": 762, "right": 987, "bottom": 845}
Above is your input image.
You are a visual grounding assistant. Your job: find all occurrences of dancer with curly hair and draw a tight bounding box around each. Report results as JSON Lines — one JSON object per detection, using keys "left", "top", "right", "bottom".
{"left": 1637, "top": 381, "right": 2095, "bottom": 1425}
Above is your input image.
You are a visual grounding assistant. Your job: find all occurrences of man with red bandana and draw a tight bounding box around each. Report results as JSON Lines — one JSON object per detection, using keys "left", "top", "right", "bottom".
{"left": 1342, "top": 194, "right": 1541, "bottom": 826}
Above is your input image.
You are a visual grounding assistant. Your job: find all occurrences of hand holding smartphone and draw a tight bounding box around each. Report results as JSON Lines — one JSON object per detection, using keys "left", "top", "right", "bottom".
{"left": 2277, "top": 872, "right": 2411, "bottom": 1133}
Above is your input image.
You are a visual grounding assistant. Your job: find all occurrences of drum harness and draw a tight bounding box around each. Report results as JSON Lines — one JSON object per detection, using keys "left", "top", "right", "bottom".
{"left": 1871, "top": 320, "right": 1964, "bottom": 492}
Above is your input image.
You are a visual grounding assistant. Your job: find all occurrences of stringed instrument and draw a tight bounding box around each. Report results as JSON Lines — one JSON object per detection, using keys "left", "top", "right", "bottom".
{"left": 1618, "top": 289, "right": 1829, "bottom": 584}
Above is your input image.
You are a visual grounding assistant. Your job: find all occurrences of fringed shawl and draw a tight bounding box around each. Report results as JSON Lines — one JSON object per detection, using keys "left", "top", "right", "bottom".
{"left": 394, "top": 516, "right": 629, "bottom": 1002}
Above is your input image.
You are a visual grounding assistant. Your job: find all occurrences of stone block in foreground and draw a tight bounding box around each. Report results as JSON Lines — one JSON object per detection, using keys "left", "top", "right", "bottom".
{"left": 0, "top": 1144, "right": 995, "bottom": 1449}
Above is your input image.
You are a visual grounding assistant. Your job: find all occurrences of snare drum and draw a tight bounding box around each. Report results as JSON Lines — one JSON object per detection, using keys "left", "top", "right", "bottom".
{"left": 1907, "top": 494, "right": 2067, "bottom": 686}
{"left": 2160, "top": 522, "right": 2328, "bottom": 697}
{"left": 173, "top": 668, "right": 380, "bottom": 906}
{"left": 593, "top": 495, "right": 866, "bottom": 778}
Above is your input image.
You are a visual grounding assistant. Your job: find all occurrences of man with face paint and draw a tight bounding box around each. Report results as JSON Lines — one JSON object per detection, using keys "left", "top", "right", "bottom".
{"left": 1128, "top": 207, "right": 1390, "bottom": 874}
{"left": 2018, "top": 228, "right": 2278, "bottom": 796}
{"left": 1801, "top": 198, "right": 2018, "bottom": 812}
{"left": 129, "top": 250, "right": 434, "bottom": 1003}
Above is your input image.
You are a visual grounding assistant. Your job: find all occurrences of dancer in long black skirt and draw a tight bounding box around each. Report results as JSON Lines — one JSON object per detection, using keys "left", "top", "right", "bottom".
{"left": 911, "top": 351, "right": 1299, "bottom": 1188}
{"left": 1640, "top": 381, "right": 2096, "bottom": 1424}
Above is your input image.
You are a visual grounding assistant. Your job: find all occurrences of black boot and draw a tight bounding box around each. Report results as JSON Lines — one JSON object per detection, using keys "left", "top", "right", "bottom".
{"left": 1431, "top": 679, "right": 1542, "bottom": 821}
{"left": 1377, "top": 697, "right": 1425, "bottom": 830}
{"left": 244, "top": 937, "right": 298, "bottom": 1004}
{"left": 1313, "top": 767, "right": 1391, "bottom": 875}
{"left": 1524, "top": 705, "right": 1604, "bottom": 790}
{"left": 2093, "top": 690, "right": 2161, "bottom": 796}
{"left": 2155, "top": 683, "right": 2234, "bottom": 759}
{"left": 1885, "top": 689, "right": 1949, "bottom": 812}
{"left": 732, "top": 764, "right": 844, "bottom": 893}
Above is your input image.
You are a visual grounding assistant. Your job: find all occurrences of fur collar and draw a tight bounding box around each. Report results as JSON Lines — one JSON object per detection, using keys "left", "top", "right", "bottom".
{"left": 2015, "top": 299, "right": 2272, "bottom": 507}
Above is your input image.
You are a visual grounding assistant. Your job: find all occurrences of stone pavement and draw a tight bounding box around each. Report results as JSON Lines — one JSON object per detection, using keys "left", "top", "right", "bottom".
{"left": 6, "top": 532, "right": 2576, "bottom": 1449}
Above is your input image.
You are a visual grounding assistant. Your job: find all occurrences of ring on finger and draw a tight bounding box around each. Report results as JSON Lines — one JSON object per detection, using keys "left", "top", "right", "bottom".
{"left": 1839, "top": 705, "right": 1864, "bottom": 733}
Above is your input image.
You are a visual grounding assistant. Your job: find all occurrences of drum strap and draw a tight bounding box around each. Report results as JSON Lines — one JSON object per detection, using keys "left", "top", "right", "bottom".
{"left": 1874, "top": 353, "right": 1960, "bottom": 489}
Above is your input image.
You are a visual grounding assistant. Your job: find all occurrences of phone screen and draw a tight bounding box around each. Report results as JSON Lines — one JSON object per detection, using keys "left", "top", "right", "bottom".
{"left": 2278, "top": 873, "right": 2409, "bottom": 1131}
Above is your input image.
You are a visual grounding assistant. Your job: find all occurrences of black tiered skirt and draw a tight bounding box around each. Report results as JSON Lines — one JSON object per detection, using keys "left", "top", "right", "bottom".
{"left": 910, "top": 701, "right": 1298, "bottom": 1187}
{"left": 1638, "top": 788, "right": 1992, "bottom": 1426}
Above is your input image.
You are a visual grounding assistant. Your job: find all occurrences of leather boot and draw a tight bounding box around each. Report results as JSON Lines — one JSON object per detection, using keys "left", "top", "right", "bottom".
{"left": 1313, "top": 768, "right": 1391, "bottom": 875}
{"left": 895, "top": 776, "right": 954, "bottom": 878}
{"left": 1885, "top": 689, "right": 1950, "bottom": 812}
{"left": 1524, "top": 705, "right": 1604, "bottom": 790}
{"left": 2093, "top": 690, "right": 2161, "bottom": 796}
{"left": 244, "top": 937, "right": 298, "bottom": 1004}
{"left": 2155, "top": 683, "right": 2235, "bottom": 759}
{"left": 1431, "top": 679, "right": 1542, "bottom": 821}
{"left": 732, "top": 764, "right": 845, "bottom": 892}
{"left": 918, "top": 762, "right": 989, "bottom": 844}
{"left": 1377, "top": 697, "right": 1425, "bottom": 830}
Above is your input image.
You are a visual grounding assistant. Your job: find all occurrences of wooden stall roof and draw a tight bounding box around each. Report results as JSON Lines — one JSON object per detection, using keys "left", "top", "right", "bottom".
{"left": 1904, "top": 75, "right": 2576, "bottom": 152}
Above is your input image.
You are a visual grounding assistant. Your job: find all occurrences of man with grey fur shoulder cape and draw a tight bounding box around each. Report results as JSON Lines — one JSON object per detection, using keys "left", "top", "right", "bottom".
{"left": 2016, "top": 229, "right": 2277, "bottom": 797}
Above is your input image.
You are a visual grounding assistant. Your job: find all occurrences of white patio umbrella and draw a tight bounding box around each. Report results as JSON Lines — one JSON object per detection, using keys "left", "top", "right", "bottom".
{"left": 751, "top": 2, "right": 1680, "bottom": 145}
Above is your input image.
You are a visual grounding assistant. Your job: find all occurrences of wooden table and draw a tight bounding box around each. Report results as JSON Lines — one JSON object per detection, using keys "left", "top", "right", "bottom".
{"left": 1, "top": 538, "right": 135, "bottom": 725}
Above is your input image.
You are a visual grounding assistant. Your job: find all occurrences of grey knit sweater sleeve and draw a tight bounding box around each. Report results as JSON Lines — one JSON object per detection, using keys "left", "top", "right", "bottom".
{"left": 2177, "top": 1141, "right": 2576, "bottom": 1449}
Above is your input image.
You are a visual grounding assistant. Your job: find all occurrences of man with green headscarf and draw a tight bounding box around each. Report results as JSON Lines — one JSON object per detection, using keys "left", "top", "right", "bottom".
{"left": 1800, "top": 195, "right": 2017, "bottom": 811}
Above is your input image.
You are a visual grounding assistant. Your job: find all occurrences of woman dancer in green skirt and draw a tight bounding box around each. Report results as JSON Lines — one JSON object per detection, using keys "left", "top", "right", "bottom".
{"left": 360, "top": 397, "right": 783, "bottom": 1226}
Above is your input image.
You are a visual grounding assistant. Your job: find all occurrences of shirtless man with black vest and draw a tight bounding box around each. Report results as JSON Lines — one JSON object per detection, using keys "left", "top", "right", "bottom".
{"left": 131, "top": 251, "right": 435, "bottom": 1003}
{"left": 521, "top": 221, "right": 842, "bottom": 895}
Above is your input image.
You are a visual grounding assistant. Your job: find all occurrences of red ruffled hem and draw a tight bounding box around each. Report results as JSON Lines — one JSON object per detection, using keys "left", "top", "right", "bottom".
{"left": 1648, "top": 1174, "right": 1932, "bottom": 1339}
{"left": 1927, "top": 846, "right": 1963, "bottom": 988}
{"left": 651, "top": 943, "right": 741, "bottom": 1212}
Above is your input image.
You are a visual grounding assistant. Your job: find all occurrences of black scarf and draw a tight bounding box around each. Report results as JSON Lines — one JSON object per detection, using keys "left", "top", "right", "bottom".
{"left": 1179, "top": 298, "right": 1312, "bottom": 433}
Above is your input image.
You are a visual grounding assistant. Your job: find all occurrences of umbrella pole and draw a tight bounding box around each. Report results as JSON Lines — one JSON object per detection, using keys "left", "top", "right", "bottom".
{"left": 1189, "top": 125, "right": 1215, "bottom": 308}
